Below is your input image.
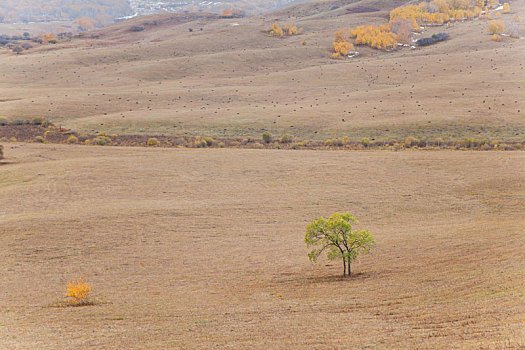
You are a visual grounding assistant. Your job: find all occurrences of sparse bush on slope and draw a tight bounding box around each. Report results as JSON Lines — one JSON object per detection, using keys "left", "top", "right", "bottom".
{"left": 66, "top": 277, "right": 93, "bottom": 306}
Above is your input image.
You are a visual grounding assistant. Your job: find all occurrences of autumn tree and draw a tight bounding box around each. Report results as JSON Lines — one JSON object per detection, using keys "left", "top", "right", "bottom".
{"left": 222, "top": 9, "right": 233, "bottom": 17}
{"left": 40, "top": 33, "right": 57, "bottom": 43}
{"left": 502, "top": 3, "right": 510, "bottom": 13}
{"left": 390, "top": 18, "right": 413, "bottom": 44}
{"left": 283, "top": 24, "right": 301, "bottom": 35}
{"left": 222, "top": 8, "right": 245, "bottom": 18}
{"left": 75, "top": 16, "right": 95, "bottom": 31}
{"left": 488, "top": 20, "right": 505, "bottom": 34}
{"left": 268, "top": 23, "right": 284, "bottom": 37}
{"left": 351, "top": 25, "right": 398, "bottom": 50}
{"left": 305, "top": 212, "right": 375, "bottom": 277}
{"left": 332, "top": 29, "right": 355, "bottom": 58}
{"left": 332, "top": 41, "right": 355, "bottom": 58}
{"left": 267, "top": 23, "right": 302, "bottom": 37}
{"left": 487, "top": 0, "right": 499, "bottom": 8}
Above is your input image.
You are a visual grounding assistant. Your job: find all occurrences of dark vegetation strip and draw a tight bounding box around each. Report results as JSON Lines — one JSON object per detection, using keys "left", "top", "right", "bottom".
{"left": 0, "top": 119, "right": 523, "bottom": 151}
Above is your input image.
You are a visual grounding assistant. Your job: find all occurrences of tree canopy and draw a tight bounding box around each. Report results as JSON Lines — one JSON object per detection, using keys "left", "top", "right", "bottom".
{"left": 305, "top": 212, "right": 375, "bottom": 277}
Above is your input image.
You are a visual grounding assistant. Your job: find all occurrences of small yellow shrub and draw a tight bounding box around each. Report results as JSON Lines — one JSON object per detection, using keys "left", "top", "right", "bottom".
{"left": 93, "top": 136, "right": 111, "bottom": 146}
{"left": 202, "top": 137, "right": 215, "bottom": 146}
{"left": 280, "top": 134, "right": 294, "bottom": 143}
{"left": 35, "top": 136, "right": 45, "bottom": 143}
{"left": 404, "top": 136, "right": 419, "bottom": 147}
{"left": 66, "top": 277, "right": 92, "bottom": 304}
{"left": 195, "top": 140, "right": 208, "bottom": 148}
{"left": 67, "top": 135, "right": 78, "bottom": 144}
{"left": 147, "top": 137, "right": 159, "bottom": 146}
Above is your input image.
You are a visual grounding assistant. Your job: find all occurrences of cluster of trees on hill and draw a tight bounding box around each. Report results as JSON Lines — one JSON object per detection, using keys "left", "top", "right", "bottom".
{"left": 332, "top": 24, "right": 398, "bottom": 57}
{"left": 221, "top": 8, "right": 246, "bottom": 18}
{"left": 267, "top": 23, "right": 303, "bottom": 37}
{"left": 389, "top": 0, "right": 512, "bottom": 27}
{"left": 332, "top": 29, "right": 355, "bottom": 58}
{"left": 0, "top": 0, "right": 132, "bottom": 28}
{"left": 351, "top": 25, "right": 398, "bottom": 49}
{"left": 332, "top": 0, "right": 514, "bottom": 57}
{"left": 0, "top": 31, "right": 72, "bottom": 54}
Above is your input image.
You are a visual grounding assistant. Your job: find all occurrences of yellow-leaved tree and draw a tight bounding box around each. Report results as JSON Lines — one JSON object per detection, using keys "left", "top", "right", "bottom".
{"left": 488, "top": 20, "right": 505, "bottom": 34}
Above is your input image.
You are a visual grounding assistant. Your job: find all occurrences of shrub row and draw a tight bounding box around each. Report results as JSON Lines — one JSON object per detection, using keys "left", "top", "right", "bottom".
{"left": 0, "top": 116, "right": 47, "bottom": 126}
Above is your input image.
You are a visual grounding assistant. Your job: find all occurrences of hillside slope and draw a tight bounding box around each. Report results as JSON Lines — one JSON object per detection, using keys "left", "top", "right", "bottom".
{"left": 0, "top": 0, "right": 524, "bottom": 141}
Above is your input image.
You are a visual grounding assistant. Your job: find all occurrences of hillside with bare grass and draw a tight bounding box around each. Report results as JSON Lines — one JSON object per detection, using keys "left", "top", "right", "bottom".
{"left": 0, "top": 0, "right": 523, "bottom": 144}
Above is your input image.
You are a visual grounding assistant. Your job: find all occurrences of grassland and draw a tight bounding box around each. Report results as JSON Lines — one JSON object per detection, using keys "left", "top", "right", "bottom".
{"left": 0, "top": 143, "right": 523, "bottom": 348}
{"left": 0, "top": 0, "right": 523, "bottom": 142}
{"left": 0, "top": 0, "right": 524, "bottom": 348}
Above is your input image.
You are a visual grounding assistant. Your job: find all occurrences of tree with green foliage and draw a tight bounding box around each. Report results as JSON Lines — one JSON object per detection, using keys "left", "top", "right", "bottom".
{"left": 305, "top": 212, "right": 375, "bottom": 277}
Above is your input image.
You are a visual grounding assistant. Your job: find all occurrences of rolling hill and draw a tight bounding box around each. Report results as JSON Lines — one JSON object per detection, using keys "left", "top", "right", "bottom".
{"left": 0, "top": 0, "right": 523, "bottom": 143}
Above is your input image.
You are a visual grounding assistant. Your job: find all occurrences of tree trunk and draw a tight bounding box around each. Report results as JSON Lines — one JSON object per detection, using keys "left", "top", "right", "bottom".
{"left": 342, "top": 258, "right": 346, "bottom": 276}
{"left": 347, "top": 261, "right": 351, "bottom": 277}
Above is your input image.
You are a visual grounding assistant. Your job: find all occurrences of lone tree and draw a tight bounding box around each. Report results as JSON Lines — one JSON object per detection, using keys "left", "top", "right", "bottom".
{"left": 305, "top": 212, "right": 375, "bottom": 277}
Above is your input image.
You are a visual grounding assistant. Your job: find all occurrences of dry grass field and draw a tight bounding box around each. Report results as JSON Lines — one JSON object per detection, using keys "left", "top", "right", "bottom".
{"left": 0, "top": 143, "right": 523, "bottom": 348}
{"left": 0, "top": 0, "right": 524, "bottom": 348}
{"left": 0, "top": 0, "right": 524, "bottom": 142}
